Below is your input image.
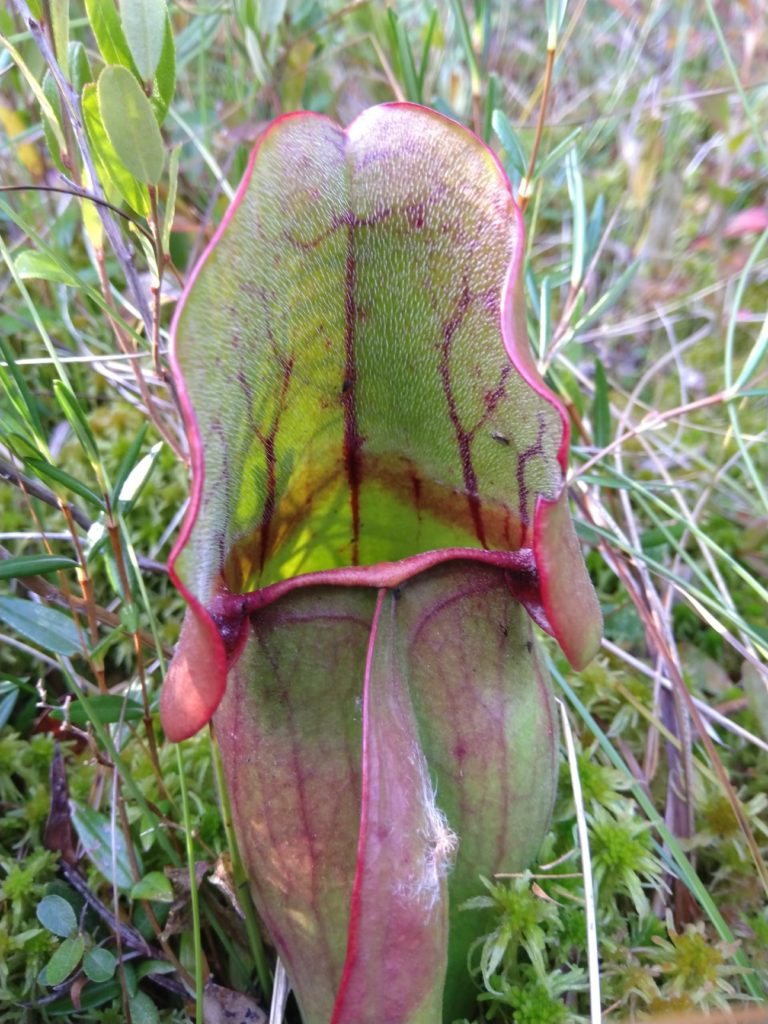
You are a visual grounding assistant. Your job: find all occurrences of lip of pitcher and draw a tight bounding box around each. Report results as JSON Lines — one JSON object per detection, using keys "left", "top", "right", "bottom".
{"left": 159, "top": 102, "right": 602, "bottom": 743}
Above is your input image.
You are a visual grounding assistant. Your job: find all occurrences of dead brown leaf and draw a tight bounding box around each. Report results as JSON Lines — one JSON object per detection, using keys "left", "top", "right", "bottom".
{"left": 202, "top": 980, "right": 267, "bottom": 1024}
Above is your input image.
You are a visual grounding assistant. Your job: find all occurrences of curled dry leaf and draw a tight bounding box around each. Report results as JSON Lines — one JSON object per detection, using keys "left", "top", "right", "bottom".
{"left": 203, "top": 981, "right": 267, "bottom": 1024}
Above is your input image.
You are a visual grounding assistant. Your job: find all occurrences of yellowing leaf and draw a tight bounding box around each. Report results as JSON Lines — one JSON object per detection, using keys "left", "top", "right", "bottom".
{"left": 0, "top": 104, "right": 44, "bottom": 176}
{"left": 83, "top": 81, "right": 150, "bottom": 215}
{"left": 0, "top": 32, "right": 66, "bottom": 155}
{"left": 80, "top": 166, "right": 105, "bottom": 249}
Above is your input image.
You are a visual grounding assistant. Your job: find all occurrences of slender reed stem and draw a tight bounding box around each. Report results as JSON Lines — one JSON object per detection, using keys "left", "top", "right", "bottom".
{"left": 518, "top": 45, "right": 555, "bottom": 212}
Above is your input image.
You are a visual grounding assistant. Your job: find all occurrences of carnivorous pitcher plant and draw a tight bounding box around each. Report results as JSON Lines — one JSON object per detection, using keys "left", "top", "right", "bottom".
{"left": 160, "top": 103, "right": 601, "bottom": 1024}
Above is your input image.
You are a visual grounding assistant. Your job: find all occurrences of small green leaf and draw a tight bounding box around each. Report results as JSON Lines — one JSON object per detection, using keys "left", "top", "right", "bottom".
{"left": 24, "top": 456, "right": 106, "bottom": 509}
{"left": 417, "top": 9, "right": 437, "bottom": 96}
{"left": 573, "top": 260, "right": 639, "bottom": 337}
{"left": 243, "top": 26, "right": 270, "bottom": 86}
{"left": 585, "top": 193, "right": 605, "bottom": 262}
{"left": 546, "top": 0, "right": 569, "bottom": 44}
{"left": 3, "top": 430, "right": 40, "bottom": 462}
{"left": 69, "top": 800, "right": 138, "bottom": 890}
{"left": 0, "top": 555, "right": 77, "bottom": 580}
{"left": 120, "top": 604, "right": 140, "bottom": 633}
{"left": 135, "top": 959, "right": 176, "bottom": 980}
{"left": 84, "top": 0, "right": 173, "bottom": 122}
{"left": 0, "top": 334, "right": 46, "bottom": 447}
{"left": 535, "top": 127, "right": 583, "bottom": 181}
{"left": 152, "top": 13, "right": 175, "bottom": 123}
{"left": 0, "top": 391, "right": 28, "bottom": 440}
{"left": 492, "top": 109, "right": 527, "bottom": 181}
{"left": 44, "top": 934, "right": 85, "bottom": 986}
{"left": 0, "top": 688, "right": 18, "bottom": 728}
{"left": 449, "top": 0, "right": 480, "bottom": 94}
{"left": 97, "top": 65, "right": 164, "bottom": 185}
{"left": 130, "top": 871, "right": 174, "bottom": 902}
{"left": 734, "top": 303, "right": 768, "bottom": 391}
{"left": 387, "top": 10, "right": 419, "bottom": 103}
{"left": 67, "top": 41, "right": 92, "bottom": 94}
{"left": 50, "top": 694, "right": 144, "bottom": 727}
{"left": 45, "top": 979, "right": 121, "bottom": 1015}
{"left": 111, "top": 421, "right": 148, "bottom": 506}
{"left": 14, "top": 249, "right": 78, "bottom": 286}
{"left": 592, "top": 359, "right": 611, "bottom": 449}
{"left": 53, "top": 380, "right": 101, "bottom": 470}
{"left": 121, "top": 0, "right": 167, "bottom": 83}
{"left": 50, "top": 0, "right": 70, "bottom": 79}
{"left": 87, "top": 626, "right": 125, "bottom": 664}
{"left": 41, "top": 69, "right": 65, "bottom": 173}
{"left": 128, "top": 991, "right": 160, "bottom": 1024}
{"left": 743, "top": 663, "right": 768, "bottom": 741}
{"left": 0, "top": 596, "right": 81, "bottom": 656}
{"left": 82, "top": 83, "right": 150, "bottom": 216}
{"left": 36, "top": 894, "right": 77, "bottom": 938}
{"left": 83, "top": 947, "right": 116, "bottom": 983}
{"left": 85, "top": 0, "right": 135, "bottom": 69}
{"left": 123, "top": 961, "right": 138, "bottom": 998}
{"left": 0, "top": 673, "right": 36, "bottom": 695}
{"left": 161, "top": 143, "right": 181, "bottom": 252}
{"left": 118, "top": 442, "right": 162, "bottom": 511}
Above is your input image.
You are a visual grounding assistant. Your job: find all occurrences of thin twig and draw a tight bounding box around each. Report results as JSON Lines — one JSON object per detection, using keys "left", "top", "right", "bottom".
{"left": 573, "top": 390, "right": 731, "bottom": 480}
{"left": 0, "top": 183, "right": 154, "bottom": 242}
{"left": 94, "top": 247, "right": 186, "bottom": 461}
{"left": 583, "top": 494, "right": 768, "bottom": 899}
{"left": 518, "top": 45, "right": 555, "bottom": 211}
{"left": 601, "top": 638, "right": 768, "bottom": 754}
{"left": 0, "top": 454, "right": 91, "bottom": 530}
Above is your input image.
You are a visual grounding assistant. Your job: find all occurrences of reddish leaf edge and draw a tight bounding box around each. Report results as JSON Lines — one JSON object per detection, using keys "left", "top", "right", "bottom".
{"left": 330, "top": 587, "right": 450, "bottom": 1023}
{"left": 158, "top": 593, "right": 227, "bottom": 742}
{"left": 330, "top": 588, "right": 386, "bottom": 1024}
{"left": 162, "top": 102, "right": 601, "bottom": 743}
{"left": 329, "top": 588, "right": 448, "bottom": 1023}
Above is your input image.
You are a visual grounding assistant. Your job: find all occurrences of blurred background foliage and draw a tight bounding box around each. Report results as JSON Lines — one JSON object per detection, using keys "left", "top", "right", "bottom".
{"left": 0, "top": 0, "right": 767, "bottom": 1021}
